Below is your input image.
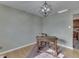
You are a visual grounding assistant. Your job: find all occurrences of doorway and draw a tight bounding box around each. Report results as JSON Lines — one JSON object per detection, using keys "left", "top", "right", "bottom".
{"left": 73, "top": 14, "right": 79, "bottom": 49}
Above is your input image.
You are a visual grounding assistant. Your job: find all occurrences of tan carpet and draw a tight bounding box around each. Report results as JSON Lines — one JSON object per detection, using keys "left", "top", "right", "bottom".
{"left": 27, "top": 44, "right": 66, "bottom": 58}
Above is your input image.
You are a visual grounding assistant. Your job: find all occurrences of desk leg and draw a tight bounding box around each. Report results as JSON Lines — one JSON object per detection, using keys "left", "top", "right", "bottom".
{"left": 37, "top": 40, "right": 40, "bottom": 52}
{"left": 54, "top": 40, "right": 58, "bottom": 57}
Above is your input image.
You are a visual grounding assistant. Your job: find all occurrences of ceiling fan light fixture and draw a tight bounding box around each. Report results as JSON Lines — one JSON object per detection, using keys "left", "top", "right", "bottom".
{"left": 40, "top": 1, "right": 52, "bottom": 17}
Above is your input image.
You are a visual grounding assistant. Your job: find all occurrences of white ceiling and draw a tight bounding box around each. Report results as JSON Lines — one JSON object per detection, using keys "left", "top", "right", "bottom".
{"left": 0, "top": 1, "right": 79, "bottom": 17}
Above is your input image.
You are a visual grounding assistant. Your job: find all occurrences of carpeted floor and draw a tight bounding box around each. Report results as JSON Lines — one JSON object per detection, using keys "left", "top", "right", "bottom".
{"left": 27, "top": 44, "right": 66, "bottom": 58}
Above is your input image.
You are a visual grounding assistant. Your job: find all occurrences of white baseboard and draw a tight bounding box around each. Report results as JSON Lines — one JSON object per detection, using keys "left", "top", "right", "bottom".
{"left": 0, "top": 42, "right": 73, "bottom": 55}
{"left": 0, "top": 42, "right": 36, "bottom": 55}
{"left": 58, "top": 43, "right": 73, "bottom": 50}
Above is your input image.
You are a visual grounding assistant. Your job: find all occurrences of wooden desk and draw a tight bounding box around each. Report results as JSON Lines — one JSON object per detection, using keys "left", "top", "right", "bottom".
{"left": 36, "top": 36, "right": 58, "bottom": 56}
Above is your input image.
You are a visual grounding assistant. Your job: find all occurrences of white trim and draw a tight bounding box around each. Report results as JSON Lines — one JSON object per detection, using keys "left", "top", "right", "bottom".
{"left": 0, "top": 42, "right": 73, "bottom": 55}
{"left": 0, "top": 42, "right": 36, "bottom": 55}
{"left": 58, "top": 43, "right": 73, "bottom": 50}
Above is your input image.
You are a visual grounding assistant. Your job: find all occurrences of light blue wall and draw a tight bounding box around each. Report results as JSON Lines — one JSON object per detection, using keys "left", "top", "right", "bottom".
{"left": 0, "top": 5, "right": 42, "bottom": 52}
{"left": 43, "top": 11, "right": 73, "bottom": 48}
